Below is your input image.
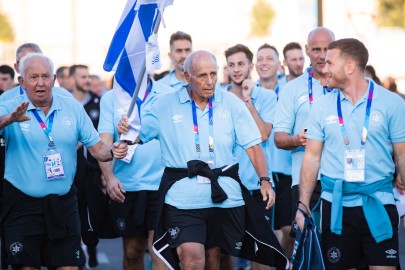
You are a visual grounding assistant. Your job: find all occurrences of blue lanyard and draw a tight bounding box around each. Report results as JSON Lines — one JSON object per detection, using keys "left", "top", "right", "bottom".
{"left": 337, "top": 81, "right": 374, "bottom": 146}
{"left": 191, "top": 98, "right": 214, "bottom": 158}
{"left": 32, "top": 109, "right": 56, "bottom": 147}
{"left": 19, "top": 85, "right": 24, "bottom": 95}
{"left": 274, "top": 85, "right": 279, "bottom": 97}
{"left": 135, "top": 82, "right": 153, "bottom": 120}
{"left": 307, "top": 67, "right": 314, "bottom": 106}
{"left": 308, "top": 67, "right": 332, "bottom": 107}
{"left": 323, "top": 86, "right": 332, "bottom": 95}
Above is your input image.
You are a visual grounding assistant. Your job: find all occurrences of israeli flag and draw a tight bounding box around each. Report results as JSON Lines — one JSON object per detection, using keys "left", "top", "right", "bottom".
{"left": 103, "top": 0, "right": 172, "bottom": 141}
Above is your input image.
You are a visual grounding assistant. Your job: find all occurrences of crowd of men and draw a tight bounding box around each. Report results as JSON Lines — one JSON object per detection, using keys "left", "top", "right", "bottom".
{"left": 0, "top": 26, "right": 404, "bottom": 270}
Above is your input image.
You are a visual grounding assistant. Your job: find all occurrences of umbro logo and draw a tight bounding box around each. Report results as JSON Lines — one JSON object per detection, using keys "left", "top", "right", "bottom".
{"left": 385, "top": 249, "right": 397, "bottom": 259}
{"left": 235, "top": 242, "right": 242, "bottom": 250}
{"left": 172, "top": 115, "right": 183, "bottom": 123}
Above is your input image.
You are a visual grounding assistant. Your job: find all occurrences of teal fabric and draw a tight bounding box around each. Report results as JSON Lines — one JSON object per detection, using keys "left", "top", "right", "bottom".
{"left": 321, "top": 175, "right": 393, "bottom": 243}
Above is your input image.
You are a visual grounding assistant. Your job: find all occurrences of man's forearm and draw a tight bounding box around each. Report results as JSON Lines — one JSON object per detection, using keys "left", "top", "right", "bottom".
{"left": 394, "top": 143, "right": 405, "bottom": 187}
{"left": 98, "top": 159, "right": 114, "bottom": 180}
{"left": 274, "top": 132, "right": 299, "bottom": 150}
{"left": 88, "top": 141, "right": 113, "bottom": 162}
{"left": 246, "top": 101, "right": 271, "bottom": 142}
{"left": 0, "top": 114, "right": 12, "bottom": 131}
{"left": 246, "top": 144, "right": 268, "bottom": 178}
{"left": 299, "top": 153, "right": 320, "bottom": 207}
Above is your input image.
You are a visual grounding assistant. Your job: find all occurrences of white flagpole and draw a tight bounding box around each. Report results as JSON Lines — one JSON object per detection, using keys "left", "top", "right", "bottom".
{"left": 111, "top": 12, "right": 162, "bottom": 170}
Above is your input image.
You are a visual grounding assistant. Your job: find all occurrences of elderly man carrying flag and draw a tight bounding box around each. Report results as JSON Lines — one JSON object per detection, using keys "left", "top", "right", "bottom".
{"left": 101, "top": 0, "right": 173, "bottom": 269}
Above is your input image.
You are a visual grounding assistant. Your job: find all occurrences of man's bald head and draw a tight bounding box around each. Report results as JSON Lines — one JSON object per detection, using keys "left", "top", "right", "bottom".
{"left": 184, "top": 50, "right": 217, "bottom": 76}
{"left": 307, "top": 27, "right": 335, "bottom": 44}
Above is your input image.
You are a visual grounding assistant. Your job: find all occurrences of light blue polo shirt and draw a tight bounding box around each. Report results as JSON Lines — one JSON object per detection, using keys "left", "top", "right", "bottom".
{"left": 0, "top": 85, "right": 72, "bottom": 102}
{"left": 307, "top": 80, "right": 405, "bottom": 206}
{"left": 256, "top": 79, "right": 293, "bottom": 176}
{"left": 140, "top": 86, "right": 262, "bottom": 209}
{"left": 273, "top": 69, "right": 332, "bottom": 186}
{"left": 157, "top": 69, "right": 187, "bottom": 91}
{"left": 0, "top": 93, "right": 100, "bottom": 198}
{"left": 232, "top": 85, "right": 276, "bottom": 190}
{"left": 98, "top": 80, "right": 174, "bottom": 191}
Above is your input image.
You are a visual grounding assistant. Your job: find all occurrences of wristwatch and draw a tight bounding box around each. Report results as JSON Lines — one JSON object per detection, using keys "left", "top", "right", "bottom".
{"left": 258, "top": 176, "right": 272, "bottom": 186}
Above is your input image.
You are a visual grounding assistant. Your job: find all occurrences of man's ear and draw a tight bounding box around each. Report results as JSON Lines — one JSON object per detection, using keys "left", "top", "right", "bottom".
{"left": 17, "top": 76, "right": 24, "bottom": 88}
{"left": 184, "top": 71, "right": 192, "bottom": 84}
{"left": 345, "top": 60, "right": 356, "bottom": 75}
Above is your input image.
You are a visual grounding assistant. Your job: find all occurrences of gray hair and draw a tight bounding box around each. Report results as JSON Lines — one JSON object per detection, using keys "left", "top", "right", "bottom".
{"left": 19, "top": 53, "right": 54, "bottom": 78}
{"left": 184, "top": 50, "right": 217, "bottom": 75}
{"left": 16, "top": 43, "right": 42, "bottom": 60}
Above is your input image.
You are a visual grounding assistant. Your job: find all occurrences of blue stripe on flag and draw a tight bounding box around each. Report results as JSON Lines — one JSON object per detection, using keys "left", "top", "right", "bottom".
{"left": 115, "top": 50, "right": 137, "bottom": 97}
{"left": 103, "top": 0, "right": 138, "bottom": 71}
{"left": 138, "top": 4, "right": 159, "bottom": 41}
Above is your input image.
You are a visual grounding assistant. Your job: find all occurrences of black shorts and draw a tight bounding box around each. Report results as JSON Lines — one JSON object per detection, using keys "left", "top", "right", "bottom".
{"left": 320, "top": 200, "right": 399, "bottom": 269}
{"left": 290, "top": 181, "right": 321, "bottom": 236}
{"left": 2, "top": 181, "right": 85, "bottom": 269}
{"left": 272, "top": 173, "right": 293, "bottom": 229}
{"left": 163, "top": 204, "right": 245, "bottom": 256}
{"left": 109, "top": 190, "right": 159, "bottom": 238}
{"left": 251, "top": 189, "right": 273, "bottom": 228}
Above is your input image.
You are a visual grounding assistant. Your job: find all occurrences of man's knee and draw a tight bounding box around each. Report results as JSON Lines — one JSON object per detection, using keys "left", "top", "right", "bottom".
{"left": 281, "top": 225, "right": 292, "bottom": 235}
{"left": 123, "top": 237, "right": 147, "bottom": 260}
{"left": 205, "top": 247, "right": 221, "bottom": 270}
{"left": 177, "top": 243, "right": 205, "bottom": 269}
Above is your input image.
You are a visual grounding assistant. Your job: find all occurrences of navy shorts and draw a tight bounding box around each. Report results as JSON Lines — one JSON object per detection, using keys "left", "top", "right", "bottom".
{"left": 251, "top": 189, "right": 274, "bottom": 228}
{"left": 109, "top": 190, "right": 159, "bottom": 238}
{"left": 320, "top": 199, "right": 399, "bottom": 269}
{"left": 272, "top": 173, "right": 293, "bottom": 229}
{"left": 163, "top": 204, "right": 245, "bottom": 256}
{"left": 2, "top": 181, "right": 85, "bottom": 269}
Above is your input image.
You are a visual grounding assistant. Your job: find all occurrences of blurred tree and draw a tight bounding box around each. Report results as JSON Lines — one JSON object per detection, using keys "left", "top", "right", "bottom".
{"left": 376, "top": 0, "right": 404, "bottom": 28}
{"left": 0, "top": 13, "right": 15, "bottom": 42}
{"left": 249, "top": 0, "right": 275, "bottom": 37}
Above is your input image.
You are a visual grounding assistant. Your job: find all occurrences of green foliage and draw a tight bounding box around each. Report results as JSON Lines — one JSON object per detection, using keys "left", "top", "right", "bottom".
{"left": 376, "top": 0, "right": 404, "bottom": 28}
{"left": 0, "top": 13, "right": 14, "bottom": 42}
{"left": 250, "top": 0, "right": 275, "bottom": 37}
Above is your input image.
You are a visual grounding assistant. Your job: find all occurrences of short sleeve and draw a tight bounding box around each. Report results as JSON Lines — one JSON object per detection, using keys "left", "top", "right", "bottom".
{"left": 274, "top": 83, "right": 295, "bottom": 133}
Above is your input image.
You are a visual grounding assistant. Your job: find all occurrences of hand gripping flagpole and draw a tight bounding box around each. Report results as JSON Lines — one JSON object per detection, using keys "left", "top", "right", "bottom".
{"left": 110, "top": 12, "right": 162, "bottom": 170}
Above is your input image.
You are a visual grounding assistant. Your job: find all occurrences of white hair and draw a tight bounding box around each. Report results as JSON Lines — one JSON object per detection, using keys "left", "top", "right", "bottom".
{"left": 19, "top": 53, "right": 54, "bottom": 78}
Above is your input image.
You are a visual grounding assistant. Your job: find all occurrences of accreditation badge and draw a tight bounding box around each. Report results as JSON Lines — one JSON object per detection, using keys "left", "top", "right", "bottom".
{"left": 121, "top": 144, "right": 138, "bottom": 163}
{"left": 197, "top": 159, "right": 215, "bottom": 184}
{"left": 43, "top": 148, "right": 65, "bottom": 180}
{"left": 344, "top": 149, "right": 365, "bottom": 182}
